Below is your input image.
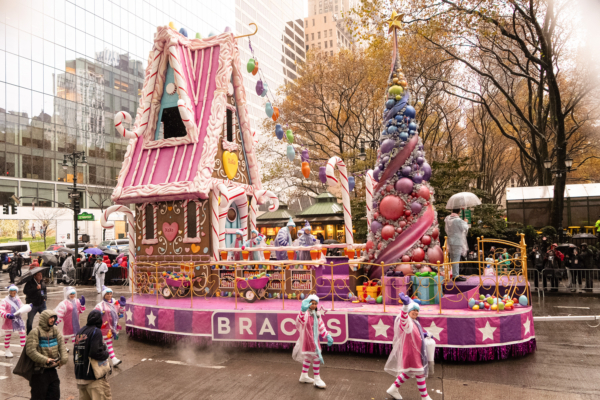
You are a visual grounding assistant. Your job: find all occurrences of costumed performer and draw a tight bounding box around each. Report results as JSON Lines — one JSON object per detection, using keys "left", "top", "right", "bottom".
{"left": 274, "top": 217, "right": 295, "bottom": 260}
{"left": 61, "top": 254, "right": 76, "bottom": 285}
{"left": 297, "top": 221, "right": 316, "bottom": 261}
{"left": 54, "top": 286, "right": 85, "bottom": 347}
{"left": 246, "top": 230, "right": 265, "bottom": 262}
{"left": 1, "top": 285, "right": 30, "bottom": 358}
{"left": 227, "top": 230, "right": 245, "bottom": 261}
{"left": 94, "top": 286, "right": 126, "bottom": 366}
{"left": 444, "top": 209, "right": 469, "bottom": 281}
{"left": 92, "top": 255, "right": 109, "bottom": 294}
{"left": 385, "top": 292, "right": 434, "bottom": 400}
{"left": 293, "top": 294, "right": 333, "bottom": 389}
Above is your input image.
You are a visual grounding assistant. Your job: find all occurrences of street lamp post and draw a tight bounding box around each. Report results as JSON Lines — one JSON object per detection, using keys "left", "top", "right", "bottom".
{"left": 62, "top": 151, "right": 87, "bottom": 270}
{"left": 358, "top": 139, "right": 378, "bottom": 162}
{"left": 544, "top": 156, "right": 576, "bottom": 242}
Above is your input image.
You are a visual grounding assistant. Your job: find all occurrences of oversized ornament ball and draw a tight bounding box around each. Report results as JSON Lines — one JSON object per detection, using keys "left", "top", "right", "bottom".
{"left": 388, "top": 85, "right": 404, "bottom": 96}
{"left": 381, "top": 139, "right": 395, "bottom": 154}
{"left": 409, "top": 122, "right": 418, "bottom": 131}
{"left": 371, "top": 220, "right": 383, "bottom": 234}
{"left": 416, "top": 156, "right": 424, "bottom": 165}
{"left": 396, "top": 227, "right": 403, "bottom": 234}
{"left": 401, "top": 166, "right": 412, "bottom": 176}
{"left": 479, "top": 302, "right": 485, "bottom": 309}
{"left": 417, "top": 186, "right": 430, "bottom": 200}
{"left": 410, "top": 202, "right": 422, "bottom": 215}
{"left": 399, "top": 221, "right": 407, "bottom": 228}
{"left": 427, "top": 245, "right": 443, "bottom": 265}
{"left": 399, "top": 131, "right": 408, "bottom": 141}
{"left": 401, "top": 255, "right": 411, "bottom": 263}
{"left": 431, "top": 228, "right": 439, "bottom": 239}
{"left": 381, "top": 225, "right": 395, "bottom": 240}
{"left": 404, "top": 210, "right": 411, "bottom": 217}
{"left": 422, "top": 163, "right": 432, "bottom": 181}
{"left": 395, "top": 177, "right": 413, "bottom": 194}
{"left": 421, "top": 235, "right": 432, "bottom": 246}
{"left": 388, "top": 126, "right": 398, "bottom": 134}
{"left": 319, "top": 166, "right": 327, "bottom": 184}
{"left": 412, "top": 248, "right": 425, "bottom": 262}
{"left": 380, "top": 196, "right": 405, "bottom": 220}
{"left": 373, "top": 167, "right": 381, "bottom": 182}
{"left": 498, "top": 302, "right": 505, "bottom": 310}
{"left": 413, "top": 173, "right": 424, "bottom": 184}
{"left": 404, "top": 105, "right": 416, "bottom": 118}
{"left": 366, "top": 240, "right": 374, "bottom": 251}
{"left": 386, "top": 99, "right": 395, "bottom": 109}
{"left": 472, "top": 305, "right": 480, "bottom": 311}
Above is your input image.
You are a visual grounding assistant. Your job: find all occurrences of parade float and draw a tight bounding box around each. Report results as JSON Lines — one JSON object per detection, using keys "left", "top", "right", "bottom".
{"left": 100, "top": 21, "right": 535, "bottom": 362}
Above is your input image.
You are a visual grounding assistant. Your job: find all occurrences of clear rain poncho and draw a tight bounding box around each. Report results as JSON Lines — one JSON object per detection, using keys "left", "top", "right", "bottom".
{"left": 444, "top": 214, "right": 469, "bottom": 257}
{"left": 55, "top": 286, "right": 84, "bottom": 336}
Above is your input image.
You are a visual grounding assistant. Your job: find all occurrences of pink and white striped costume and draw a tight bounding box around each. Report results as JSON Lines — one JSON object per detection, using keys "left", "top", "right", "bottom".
{"left": 385, "top": 302, "right": 432, "bottom": 399}
{"left": 292, "top": 301, "right": 329, "bottom": 380}
{"left": 55, "top": 287, "right": 85, "bottom": 344}
{"left": 94, "top": 288, "right": 125, "bottom": 361}
{"left": 1, "top": 289, "right": 26, "bottom": 349}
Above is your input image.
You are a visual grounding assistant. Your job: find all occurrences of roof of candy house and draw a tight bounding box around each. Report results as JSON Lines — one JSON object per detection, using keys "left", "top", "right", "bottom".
{"left": 111, "top": 26, "right": 261, "bottom": 205}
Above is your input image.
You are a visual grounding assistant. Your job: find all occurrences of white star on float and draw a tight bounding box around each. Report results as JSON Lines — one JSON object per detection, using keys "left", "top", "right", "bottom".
{"left": 424, "top": 322, "right": 443, "bottom": 341}
{"left": 125, "top": 308, "right": 133, "bottom": 322}
{"left": 147, "top": 311, "right": 156, "bottom": 326}
{"left": 523, "top": 318, "right": 531, "bottom": 335}
{"left": 371, "top": 319, "right": 391, "bottom": 338}
{"left": 478, "top": 321, "right": 497, "bottom": 342}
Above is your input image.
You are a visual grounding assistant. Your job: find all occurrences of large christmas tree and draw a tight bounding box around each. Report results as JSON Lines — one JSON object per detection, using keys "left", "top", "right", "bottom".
{"left": 365, "top": 15, "right": 443, "bottom": 269}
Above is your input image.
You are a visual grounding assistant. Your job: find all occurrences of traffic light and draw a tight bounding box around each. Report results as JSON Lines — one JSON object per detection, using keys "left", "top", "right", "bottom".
{"left": 72, "top": 198, "right": 81, "bottom": 215}
{"left": 10, "top": 204, "right": 17, "bottom": 214}
{"left": 2, "top": 204, "right": 8, "bottom": 215}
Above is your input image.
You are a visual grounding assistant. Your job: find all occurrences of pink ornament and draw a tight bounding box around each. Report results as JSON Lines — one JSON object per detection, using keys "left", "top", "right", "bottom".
{"left": 394, "top": 177, "right": 413, "bottom": 194}
{"left": 386, "top": 185, "right": 393, "bottom": 192}
{"left": 382, "top": 225, "right": 395, "bottom": 240}
{"left": 366, "top": 240, "right": 374, "bottom": 251}
{"left": 421, "top": 235, "right": 432, "bottom": 246}
{"left": 412, "top": 248, "right": 425, "bottom": 262}
{"left": 394, "top": 264, "right": 414, "bottom": 276}
{"left": 407, "top": 215, "right": 413, "bottom": 222}
{"left": 399, "top": 221, "right": 407, "bottom": 228}
{"left": 380, "top": 196, "right": 405, "bottom": 220}
{"left": 401, "top": 255, "right": 411, "bottom": 263}
{"left": 431, "top": 228, "right": 439, "bottom": 239}
{"left": 377, "top": 243, "right": 383, "bottom": 250}
{"left": 427, "top": 245, "right": 443, "bottom": 265}
{"left": 396, "top": 227, "right": 403, "bottom": 234}
{"left": 418, "top": 186, "right": 430, "bottom": 200}
{"left": 404, "top": 210, "right": 411, "bottom": 217}
{"left": 373, "top": 212, "right": 379, "bottom": 220}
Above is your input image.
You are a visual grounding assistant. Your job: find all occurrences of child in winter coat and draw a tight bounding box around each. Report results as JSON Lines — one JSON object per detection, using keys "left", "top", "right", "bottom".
{"left": 94, "top": 286, "right": 126, "bottom": 366}
{"left": 292, "top": 294, "right": 333, "bottom": 389}
{"left": 1, "top": 285, "right": 30, "bottom": 358}
{"left": 54, "top": 286, "right": 85, "bottom": 347}
{"left": 385, "top": 292, "right": 433, "bottom": 400}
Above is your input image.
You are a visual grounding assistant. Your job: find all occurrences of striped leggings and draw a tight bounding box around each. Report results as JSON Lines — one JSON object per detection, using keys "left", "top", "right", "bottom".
{"left": 394, "top": 373, "right": 429, "bottom": 398}
{"left": 302, "top": 356, "right": 321, "bottom": 376}
{"left": 63, "top": 335, "right": 76, "bottom": 344}
{"left": 4, "top": 331, "right": 26, "bottom": 348}
{"left": 103, "top": 335, "right": 116, "bottom": 359}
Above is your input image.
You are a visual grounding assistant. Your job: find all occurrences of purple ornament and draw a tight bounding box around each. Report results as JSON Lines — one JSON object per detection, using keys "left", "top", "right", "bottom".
{"left": 382, "top": 156, "right": 390, "bottom": 164}
{"left": 401, "top": 166, "right": 412, "bottom": 176}
{"left": 319, "top": 166, "right": 327, "bottom": 184}
{"left": 395, "top": 177, "right": 413, "bottom": 194}
{"left": 256, "top": 80, "right": 264, "bottom": 95}
{"left": 422, "top": 163, "right": 432, "bottom": 181}
{"left": 371, "top": 220, "right": 383, "bottom": 234}
{"left": 373, "top": 167, "right": 381, "bottom": 182}
{"left": 301, "top": 149, "right": 309, "bottom": 162}
{"left": 416, "top": 157, "right": 424, "bottom": 165}
{"left": 348, "top": 176, "right": 355, "bottom": 192}
{"left": 411, "top": 202, "right": 422, "bottom": 214}
{"left": 372, "top": 201, "right": 378, "bottom": 209}
{"left": 380, "top": 139, "right": 395, "bottom": 154}
{"left": 416, "top": 151, "right": 423, "bottom": 157}
{"left": 418, "top": 145, "right": 424, "bottom": 150}
{"left": 413, "top": 173, "right": 424, "bottom": 184}
{"left": 412, "top": 163, "right": 420, "bottom": 172}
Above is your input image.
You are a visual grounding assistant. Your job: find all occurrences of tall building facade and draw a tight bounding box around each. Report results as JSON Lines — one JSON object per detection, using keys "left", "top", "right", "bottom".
{"left": 0, "top": 0, "right": 299, "bottom": 218}
{"left": 304, "top": 0, "right": 354, "bottom": 55}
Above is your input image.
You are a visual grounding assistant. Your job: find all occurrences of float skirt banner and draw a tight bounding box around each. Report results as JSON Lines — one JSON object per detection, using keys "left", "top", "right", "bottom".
{"left": 212, "top": 311, "right": 348, "bottom": 343}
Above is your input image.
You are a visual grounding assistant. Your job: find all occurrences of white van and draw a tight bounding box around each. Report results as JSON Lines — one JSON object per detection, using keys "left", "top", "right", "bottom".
{"left": 0, "top": 242, "right": 32, "bottom": 264}
{"left": 100, "top": 239, "right": 129, "bottom": 252}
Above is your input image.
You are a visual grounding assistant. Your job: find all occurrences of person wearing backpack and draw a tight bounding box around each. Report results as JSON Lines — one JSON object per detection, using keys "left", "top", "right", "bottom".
{"left": 74, "top": 310, "right": 112, "bottom": 399}
{"left": 25, "top": 309, "right": 68, "bottom": 400}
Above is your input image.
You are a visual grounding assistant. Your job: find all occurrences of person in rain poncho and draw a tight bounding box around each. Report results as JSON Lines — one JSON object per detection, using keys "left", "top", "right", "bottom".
{"left": 297, "top": 221, "right": 316, "bottom": 261}
{"left": 54, "top": 286, "right": 85, "bottom": 347}
{"left": 92, "top": 256, "right": 109, "bottom": 294}
{"left": 245, "top": 230, "right": 265, "bottom": 262}
{"left": 293, "top": 294, "right": 333, "bottom": 389}
{"left": 94, "top": 287, "right": 126, "bottom": 367}
{"left": 385, "top": 292, "right": 434, "bottom": 400}
{"left": 61, "top": 255, "right": 76, "bottom": 285}
{"left": 0, "top": 285, "right": 30, "bottom": 358}
{"left": 227, "top": 230, "right": 245, "bottom": 261}
{"left": 274, "top": 218, "right": 296, "bottom": 260}
{"left": 444, "top": 209, "right": 469, "bottom": 280}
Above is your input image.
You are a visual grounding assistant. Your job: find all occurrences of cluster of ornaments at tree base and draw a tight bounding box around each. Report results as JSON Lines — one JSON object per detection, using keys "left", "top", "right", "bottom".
{"left": 365, "top": 57, "right": 443, "bottom": 270}
{"left": 468, "top": 294, "right": 528, "bottom": 311}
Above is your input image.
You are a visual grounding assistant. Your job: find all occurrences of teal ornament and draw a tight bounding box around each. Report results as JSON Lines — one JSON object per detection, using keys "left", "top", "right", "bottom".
{"left": 137, "top": 246, "right": 140, "bottom": 251}
{"left": 518, "top": 295, "right": 528, "bottom": 306}
{"left": 208, "top": 31, "right": 216, "bottom": 37}
{"left": 479, "top": 302, "right": 485, "bottom": 309}
{"left": 286, "top": 144, "right": 295, "bottom": 161}
{"left": 300, "top": 293, "right": 305, "bottom": 300}
{"left": 260, "top": 82, "right": 268, "bottom": 97}
{"left": 265, "top": 102, "right": 274, "bottom": 118}
{"left": 203, "top": 247, "right": 208, "bottom": 253}
{"left": 468, "top": 298, "right": 476, "bottom": 308}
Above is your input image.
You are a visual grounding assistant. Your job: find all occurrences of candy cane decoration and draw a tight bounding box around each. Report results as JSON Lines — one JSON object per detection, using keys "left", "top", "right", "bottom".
{"left": 219, "top": 186, "right": 248, "bottom": 242}
{"left": 249, "top": 189, "right": 279, "bottom": 232}
{"left": 326, "top": 156, "right": 354, "bottom": 245}
{"left": 365, "top": 169, "right": 374, "bottom": 230}
{"left": 211, "top": 182, "right": 230, "bottom": 260}
{"left": 101, "top": 205, "right": 136, "bottom": 286}
{"left": 114, "top": 49, "right": 162, "bottom": 139}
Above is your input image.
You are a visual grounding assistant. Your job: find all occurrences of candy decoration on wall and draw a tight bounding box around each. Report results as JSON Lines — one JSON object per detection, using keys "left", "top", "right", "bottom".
{"left": 247, "top": 58, "right": 256, "bottom": 73}
{"left": 325, "top": 156, "right": 354, "bottom": 244}
{"left": 265, "top": 102, "right": 274, "bottom": 118}
{"left": 222, "top": 151, "right": 239, "bottom": 179}
{"left": 275, "top": 124, "right": 284, "bottom": 140}
{"left": 286, "top": 145, "right": 295, "bottom": 161}
{"left": 365, "top": 13, "right": 442, "bottom": 269}
{"left": 301, "top": 162, "right": 310, "bottom": 179}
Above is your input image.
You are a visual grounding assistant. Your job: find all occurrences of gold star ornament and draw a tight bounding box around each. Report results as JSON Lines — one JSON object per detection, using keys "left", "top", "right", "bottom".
{"left": 387, "top": 10, "right": 403, "bottom": 34}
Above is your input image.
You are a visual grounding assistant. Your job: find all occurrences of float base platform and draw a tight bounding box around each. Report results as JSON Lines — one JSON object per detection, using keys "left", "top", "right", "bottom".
{"left": 124, "top": 295, "right": 536, "bottom": 362}
{"left": 445, "top": 275, "right": 528, "bottom": 296}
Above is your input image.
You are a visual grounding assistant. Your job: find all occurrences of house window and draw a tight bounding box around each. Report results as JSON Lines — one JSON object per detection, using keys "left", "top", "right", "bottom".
{"left": 325, "top": 41, "right": 328, "bottom": 49}
{"left": 142, "top": 203, "right": 158, "bottom": 245}
{"left": 324, "top": 16, "right": 327, "bottom": 23}
{"left": 160, "top": 107, "right": 187, "bottom": 140}
{"left": 324, "top": 30, "right": 327, "bottom": 38}
{"left": 226, "top": 109, "right": 233, "bottom": 142}
{"left": 183, "top": 200, "right": 204, "bottom": 243}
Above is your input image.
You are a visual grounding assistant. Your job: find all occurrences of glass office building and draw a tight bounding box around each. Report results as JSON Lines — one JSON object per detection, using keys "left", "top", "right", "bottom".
{"left": 0, "top": 0, "right": 302, "bottom": 210}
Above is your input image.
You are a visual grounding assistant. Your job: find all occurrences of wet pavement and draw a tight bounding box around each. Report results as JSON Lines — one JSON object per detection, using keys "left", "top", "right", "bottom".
{"left": 1, "top": 270, "right": 599, "bottom": 399}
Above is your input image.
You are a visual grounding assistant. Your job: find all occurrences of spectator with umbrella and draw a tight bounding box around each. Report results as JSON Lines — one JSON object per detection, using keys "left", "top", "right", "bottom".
{"left": 444, "top": 192, "right": 481, "bottom": 281}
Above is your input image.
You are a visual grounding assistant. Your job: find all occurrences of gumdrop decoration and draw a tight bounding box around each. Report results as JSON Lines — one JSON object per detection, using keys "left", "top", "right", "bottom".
{"left": 348, "top": 176, "right": 355, "bottom": 192}
{"left": 265, "top": 102, "right": 274, "bottom": 118}
{"left": 285, "top": 129, "right": 294, "bottom": 144}
{"left": 365, "top": 26, "right": 442, "bottom": 269}
{"left": 275, "top": 124, "right": 284, "bottom": 140}
{"left": 286, "top": 145, "right": 295, "bottom": 161}
{"left": 261, "top": 82, "right": 268, "bottom": 97}
{"left": 301, "top": 149, "right": 309, "bottom": 163}
{"left": 195, "top": 33, "right": 202, "bottom": 39}
{"left": 272, "top": 106, "right": 280, "bottom": 122}
{"left": 256, "top": 80, "right": 264, "bottom": 95}
{"left": 301, "top": 162, "right": 310, "bottom": 179}
{"left": 247, "top": 58, "right": 256, "bottom": 73}
{"left": 319, "top": 167, "right": 327, "bottom": 184}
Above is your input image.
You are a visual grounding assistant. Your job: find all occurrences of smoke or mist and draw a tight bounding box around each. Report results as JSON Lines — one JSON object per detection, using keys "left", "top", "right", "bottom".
{"left": 572, "top": 0, "right": 600, "bottom": 82}
{"left": 174, "top": 340, "right": 230, "bottom": 367}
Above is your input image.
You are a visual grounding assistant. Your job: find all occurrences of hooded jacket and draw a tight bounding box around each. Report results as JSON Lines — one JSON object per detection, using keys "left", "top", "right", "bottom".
{"left": 74, "top": 310, "right": 110, "bottom": 381}
{"left": 25, "top": 309, "right": 68, "bottom": 371}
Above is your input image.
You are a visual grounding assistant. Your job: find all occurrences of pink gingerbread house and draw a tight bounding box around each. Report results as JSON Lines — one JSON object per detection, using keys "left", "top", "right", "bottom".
{"left": 111, "top": 26, "right": 278, "bottom": 266}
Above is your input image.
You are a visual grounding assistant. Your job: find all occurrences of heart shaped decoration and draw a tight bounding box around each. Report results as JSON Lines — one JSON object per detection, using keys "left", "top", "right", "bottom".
{"left": 145, "top": 247, "right": 154, "bottom": 255}
{"left": 178, "top": 230, "right": 182, "bottom": 234}
{"left": 185, "top": 248, "right": 190, "bottom": 253}
{"left": 201, "top": 231, "right": 206, "bottom": 237}
{"left": 222, "top": 151, "right": 239, "bottom": 180}
{"left": 168, "top": 206, "right": 173, "bottom": 211}
{"left": 163, "top": 222, "right": 179, "bottom": 242}
{"left": 191, "top": 244, "right": 201, "bottom": 253}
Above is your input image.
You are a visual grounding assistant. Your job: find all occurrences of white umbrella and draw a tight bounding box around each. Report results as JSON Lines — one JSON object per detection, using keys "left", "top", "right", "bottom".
{"left": 445, "top": 192, "right": 481, "bottom": 210}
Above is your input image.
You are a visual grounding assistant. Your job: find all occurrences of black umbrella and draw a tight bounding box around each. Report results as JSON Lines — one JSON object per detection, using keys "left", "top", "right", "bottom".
{"left": 57, "top": 247, "right": 77, "bottom": 256}
{"left": 15, "top": 266, "right": 48, "bottom": 285}
{"left": 41, "top": 254, "right": 58, "bottom": 265}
